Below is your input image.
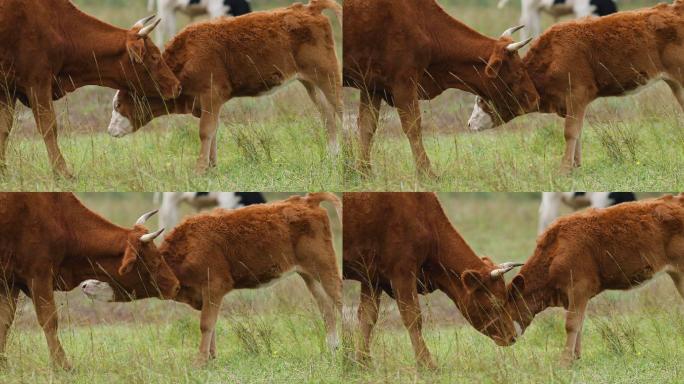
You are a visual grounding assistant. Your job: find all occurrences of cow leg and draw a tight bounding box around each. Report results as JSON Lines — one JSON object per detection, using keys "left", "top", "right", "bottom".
{"left": 195, "top": 281, "right": 229, "bottom": 365}
{"left": 667, "top": 271, "right": 684, "bottom": 300}
{"left": 356, "top": 282, "right": 381, "bottom": 365}
{"left": 30, "top": 279, "right": 71, "bottom": 370}
{"left": 209, "top": 135, "right": 218, "bottom": 168}
{"left": 393, "top": 84, "right": 435, "bottom": 178}
{"left": 299, "top": 272, "right": 340, "bottom": 351}
{"left": 0, "top": 96, "right": 15, "bottom": 173}
{"left": 0, "top": 287, "right": 19, "bottom": 366}
{"left": 665, "top": 79, "right": 684, "bottom": 112}
{"left": 29, "top": 85, "right": 71, "bottom": 178}
{"left": 196, "top": 94, "right": 223, "bottom": 173}
{"left": 561, "top": 102, "right": 587, "bottom": 174}
{"left": 299, "top": 79, "right": 340, "bottom": 156}
{"left": 560, "top": 294, "right": 588, "bottom": 367}
{"left": 357, "top": 90, "right": 382, "bottom": 175}
{"left": 391, "top": 275, "right": 436, "bottom": 369}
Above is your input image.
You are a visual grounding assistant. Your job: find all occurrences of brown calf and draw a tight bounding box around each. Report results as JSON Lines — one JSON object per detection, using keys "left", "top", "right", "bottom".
{"left": 343, "top": 0, "right": 538, "bottom": 177}
{"left": 507, "top": 194, "right": 684, "bottom": 366}
{"left": 0, "top": 193, "right": 179, "bottom": 369}
{"left": 83, "top": 193, "right": 342, "bottom": 365}
{"left": 469, "top": 1, "right": 684, "bottom": 172}
{"left": 343, "top": 192, "right": 523, "bottom": 369}
{"left": 108, "top": 0, "right": 342, "bottom": 173}
{"left": 0, "top": 0, "right": 181, "bottom": 177}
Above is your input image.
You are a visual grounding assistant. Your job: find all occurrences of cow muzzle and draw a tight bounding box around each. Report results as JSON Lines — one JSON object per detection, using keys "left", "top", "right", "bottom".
{"left": 81, "top": 279, "right": 115, "bottom": 302}
{"left": 107, "top": 109, "right": 134, "bottom": 138}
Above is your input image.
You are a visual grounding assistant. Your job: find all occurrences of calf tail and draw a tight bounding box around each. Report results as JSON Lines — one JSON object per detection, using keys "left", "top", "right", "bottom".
{"left": 307, "top": 0, "right": 342, "bottom": 25}
{"left": 305, "top": 192, "right": 342, "bottom": 228}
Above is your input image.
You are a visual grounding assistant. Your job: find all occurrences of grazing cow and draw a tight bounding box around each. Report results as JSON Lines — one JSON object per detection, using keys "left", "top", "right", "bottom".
{"left": 468, "top": 1, "right": 684, "bottom": 172}
{"left": 538, "top": 192, "right": 636, "bottom": 233}
{"left": 148, "top": 0, "right": 252, "bottom": 46}
{"left": 0, "top": 193, "right": 179, "bottom": 369}
{"left": 497, "top": 0, "right": 618, "bottom": 40}
{"left": 156, "top": 191, "right": 266, "bottom": 231}
{"left": 0, "top": 0, "right": 181, "bottom": 177}
{"left": 83, "top": 193, "right": 342, "bottom": 365}
{"left": 343, "top": 192, "right": 523, "bottom": 369}
{"left": 506, "top": 194, "right": 684, "bottom": 366}
{"left": 343, "top": 0, "right": 538, "bottom": 177}
{"left": 108, "top": 0, "right": 342, "bottom": 173}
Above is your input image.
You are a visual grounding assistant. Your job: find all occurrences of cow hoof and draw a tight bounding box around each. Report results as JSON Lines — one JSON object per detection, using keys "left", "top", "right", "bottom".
{"left": 192, "top": 355, "right": 209, "bottom": 368}
{"left": 418, "top": 358, "right": 438, "bottom": 371}
{"left": 558, "top": 355, "right": 576, "bottom": 368}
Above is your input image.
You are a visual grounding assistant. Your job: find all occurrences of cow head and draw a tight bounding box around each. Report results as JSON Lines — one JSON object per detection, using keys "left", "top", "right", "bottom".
{"left": 504, "top": 274, "right": 536, "bottom": 335}
{"left": 81, "top": 210, "right": 180, "bottom": 301}
{"left": 108, "top": 90, "right": 157, "bottom": 137}
{"left": 458, "top": 258, "right": 524, "bottom": 346}
{"left": 467, "top": 26, "right": 539, "bottom": 131}
{"left": 123, "top": 15, "right": 181, "bottom": 100}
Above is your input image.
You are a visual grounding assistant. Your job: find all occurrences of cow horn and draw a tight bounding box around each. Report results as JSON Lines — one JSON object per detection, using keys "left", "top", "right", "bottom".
{"left": 490, "top": 262, "right": 524, "bottom": 278}
{"left": 501, "top": 25, "right": 524, "bottom": 38}
{"left": 506, "top": 38, "right": 533, "bottom": 52}
{"left": 138, "top": 17, "right": 161, "bottom": 37}
{"left": 135, "top": 209, "right": 159, "bottom": 225}
{"left": 133, "top": 14, "right": 156, "bottom": 28}
{"left": 140, "top": 228, "right": 164, "bottom": 243}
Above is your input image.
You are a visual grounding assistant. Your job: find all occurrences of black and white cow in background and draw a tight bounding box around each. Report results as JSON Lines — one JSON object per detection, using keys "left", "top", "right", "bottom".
{"left": 156, "top": 192, "right": 266, "bottom": 233}
{"left": 538, "top": 192, "right": 636, "bottom": 234}
{"left": 497, "top": 0, "right": 618, "bottom": 41}
{"left": 148, "top": 0, "right": 252, "bottom": 45}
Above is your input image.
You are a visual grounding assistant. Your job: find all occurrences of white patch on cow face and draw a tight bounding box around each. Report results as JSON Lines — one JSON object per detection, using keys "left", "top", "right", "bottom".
{"left": 107, "top": 91, "right": 133, "bottom": 138}
{"left": 81, "top": 279, "right": 115, "bottom": 302}
{"left": 514, "top": 321, "right": 523, "bottom": 338}
{"left": 467, "top": 97, "right": 494, "bottom": 131}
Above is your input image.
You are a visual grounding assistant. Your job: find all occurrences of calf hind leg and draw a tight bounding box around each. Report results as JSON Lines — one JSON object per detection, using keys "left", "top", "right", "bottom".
{"left": 299, "top": 272, "right": 340, "bottom": 351}
{"left": 0, "top": 287, "right": 19, "bottom": 366}
{"left": 0, "top": 96, "right": 15, "bottom": 173}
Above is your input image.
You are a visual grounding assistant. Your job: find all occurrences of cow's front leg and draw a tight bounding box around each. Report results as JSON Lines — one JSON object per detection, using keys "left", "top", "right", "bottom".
{"left": 560, "top": 294, "right": 588, "bottom": 367}
{"left": 391, "top": 275, "right": 436, "bottom": 369}
{"left": 209, "top": 135, "right": 218, "bottom": 168}
{"left": 29, "top": 85, "right": 72, "bottom": 178}
{"left": 393, "top": 82, "right": 436, "bottom": 179}
{"left": 356, "top": 282, "right": 381, "bottom": 365}
{"left": 560, "top": 101, "right": 587, "bottom": 174}
{"left": 195, "top": 281, "right": 229, "bottom": 366}
{"left": 196, "top": 94, "right": 223, "bottom": 173}
{"left": 31, "top": 279, "right": 71, "bottom": 370}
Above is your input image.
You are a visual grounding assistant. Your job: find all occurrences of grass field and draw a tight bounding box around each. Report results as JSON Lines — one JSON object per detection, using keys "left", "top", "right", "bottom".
{"left": 0, "top": 0, "right": 343, "bottom": 191}
{"left": 343, "top": 0, "right": 684, "bottom": 191}
{"left": 2, "top": 193, "right": 683, "bottom": 383}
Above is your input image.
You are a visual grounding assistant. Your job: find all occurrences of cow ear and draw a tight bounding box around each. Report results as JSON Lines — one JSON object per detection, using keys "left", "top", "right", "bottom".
{"left": 126, "top": 38, "right": 146, "bottom": 64}
{"left": 485, "top": 51, "right": 504, "bottom": 78}
{"left": 461, "top": 270, "right": 484, "bottom": 293}
{"left": 119, "top": 249, "right": 138, "bottom": 275}
{"left": 508, "top": 275, "right": 525, "bottom": 300}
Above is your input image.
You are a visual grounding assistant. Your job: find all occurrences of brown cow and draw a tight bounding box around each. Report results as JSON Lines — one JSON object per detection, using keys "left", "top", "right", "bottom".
{"left": 107, "top": 0, "right": 342, "bottom": 173}
{"left": 506, "top": 194, "right": 684, "bottom": 366}
{"left": 0, "top": 0, "right": 181, "bottom": 178}
{"left": 343, "top": 0, "right": 538, "bottom": 177}
{"left": 469, "top": 1, "right": 684, "bottom": 172}
{"left": 343, "top": 192, "right": 523, "bottom": 369}
{"left": 83, "top": 193, "right": 342, "bottom": 365}
{"left": 0, "top": 193, "right": 180, "bottom": 369}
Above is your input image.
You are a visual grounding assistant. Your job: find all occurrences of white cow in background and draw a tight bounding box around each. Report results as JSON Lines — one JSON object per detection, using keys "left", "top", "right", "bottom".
{"left": 148, "top": 0, "right": 252, "bottom": 46}
{"left": 497, "top": 0, "right": 618, "bottom": 41}
{"left": 156, "top": 192, "right": 266, "bottom": 233}
{"left": 538, "top": 192, "right": 636, "bottom": 234}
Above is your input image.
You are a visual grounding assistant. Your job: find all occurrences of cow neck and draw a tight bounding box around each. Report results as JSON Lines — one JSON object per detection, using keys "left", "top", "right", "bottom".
{"left": 422, "top": 7, "right": 498, "bottom": 97}
{"left": 57, "top": 4, "right": 131, "bottom": 90}
{"left": 61, "top": 196, "right": 130, "bottom": 284}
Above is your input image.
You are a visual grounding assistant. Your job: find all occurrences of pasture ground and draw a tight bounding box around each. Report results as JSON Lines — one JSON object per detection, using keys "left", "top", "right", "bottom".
{"left": 343, "top": 0, "right": 684, "bottom": 191}
{"left": 3, "top": 193, "right": 683, "bottom": 383}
